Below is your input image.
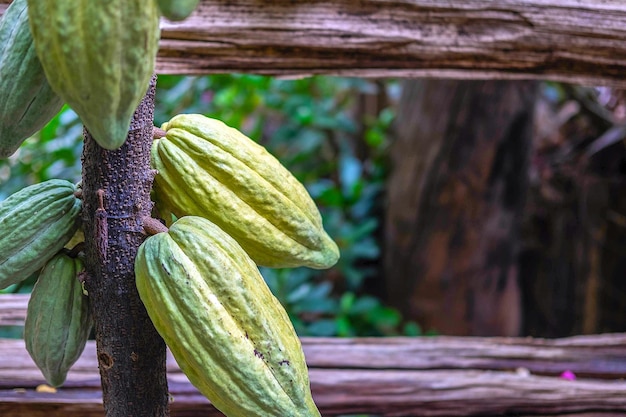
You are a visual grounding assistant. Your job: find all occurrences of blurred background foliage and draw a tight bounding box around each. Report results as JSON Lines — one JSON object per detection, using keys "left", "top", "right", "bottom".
{"left": 0, "top": 74, "right": 423, "bottom": 338}
{"left": 2, "top": 75, "right": 625, "bottom": 340}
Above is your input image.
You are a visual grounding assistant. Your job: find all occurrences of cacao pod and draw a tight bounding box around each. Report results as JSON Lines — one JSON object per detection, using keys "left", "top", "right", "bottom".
{"left": 0, "top": 0, "right": 63, "bottom": 158}
{"left": 26, "top": 0, "right": 160, "bottom": 150}
{"left": 157, "top": 0, "right": 200, "bottom": 21}
{"left": 135, "top": 216, "right": 321, "bottom": 417}
{"left": 0, "top": 179, "right": 82, "bottom": 289}
{"left": 25, "top": 252, "right": 92, "bottom": 387}
{"left": 151, "top": 114, "right": 340, "bottom": 269}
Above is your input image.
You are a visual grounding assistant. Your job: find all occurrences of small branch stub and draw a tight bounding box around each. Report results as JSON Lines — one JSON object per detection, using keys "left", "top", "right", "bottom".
{"left": 153, "top": 126, "right": 167, "bottom": 139}
{"left": 95, "top": 189, "right": 108, "bottom": 262}
{"left": 143, "top": 217, "right": 169, "bottom": 236}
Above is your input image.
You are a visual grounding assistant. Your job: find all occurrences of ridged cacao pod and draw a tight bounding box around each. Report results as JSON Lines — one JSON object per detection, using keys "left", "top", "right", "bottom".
{"left": 157, "top": 0, "right": 200, "bottom": 21}
{"left": 25, "top": 252, "right": 91, "bottom": 387}
{"left": 0, "top": 179, "right": 82, "bottom": 289}
{"left": 0, "top": 0, "right": 63, "bottom": 158}
{"left": 26, "top": 0, "right": 160, "bottom": 150}
{"left": 151, "top": 114, "right": 340, "bottom": 269}
{"left": 135, "top": 216, "right": 321, "bottom": 417}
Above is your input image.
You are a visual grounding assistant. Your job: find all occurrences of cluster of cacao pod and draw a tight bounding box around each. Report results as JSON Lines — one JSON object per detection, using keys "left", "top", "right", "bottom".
{"left": 0, "top": 0, "right": 338, "bottom": 415}
{"left": 0, "top": 0, "right": 197, "bottom": 387}
{"left": 0, "top": 179, "right": 88, "bottom": 387}
{"left": 135, "top": 113, "right": 340, "bottom": 416}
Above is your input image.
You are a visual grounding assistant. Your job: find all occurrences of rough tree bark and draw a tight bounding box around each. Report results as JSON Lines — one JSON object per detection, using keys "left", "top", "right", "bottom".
{"left": 80, "top": 76, "right": 169, "bottom": 416}
{"left": 385, "top": 79, "right": 537, "bottom": 336}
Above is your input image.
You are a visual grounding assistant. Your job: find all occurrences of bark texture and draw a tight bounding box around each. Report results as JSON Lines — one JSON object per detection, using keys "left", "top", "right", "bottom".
{"left": 385, "top": 79, "right": 537, "bottom": 336}
{"left": 1, "top": 0, "right": 625, "bottom": 86}
{"left": 80, "top": 76, "right": 169, "bottom": 416}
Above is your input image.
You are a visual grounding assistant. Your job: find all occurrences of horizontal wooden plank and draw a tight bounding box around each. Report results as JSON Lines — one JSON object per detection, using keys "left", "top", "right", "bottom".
{"left": 2, "top": 338, "right": 626, "bottom": 416}
{"left": 1, "top": 1, "right": 626, "bottom": 86}
{"left": 0, "top": 294, "right": 27, "bottom": 327}
{"left": 4, "top": 294, "right": 626, "bottom": 378}
{"left": 2, "top": 327, "right": 626, "bottom": 416}
{"left": 303, "top": 334, "right": 626, "bottom": 379}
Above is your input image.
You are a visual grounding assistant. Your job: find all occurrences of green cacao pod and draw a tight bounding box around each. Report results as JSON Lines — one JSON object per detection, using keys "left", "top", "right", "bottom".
{"left": 25, "top": 252, "right": 91, "bottom": 387}
{"left": 135, "top": 216, "right": 320, "bottom": 417}
{"left": 0, "top": 179, "right": 82, "bottom": 289}
{"left": 26, "top": 0, "right": 160, "bottom": 150}
{"left": 151, "top": 114, "right": 340, "bottom": 269}
{"left": 157, "top": 0, "right": 200, "bottom": 21}
{"left": 0, "top": 0, "right": 63, "bottom": 158}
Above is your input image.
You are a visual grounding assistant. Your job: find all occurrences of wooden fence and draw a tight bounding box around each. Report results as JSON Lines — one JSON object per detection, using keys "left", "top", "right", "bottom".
{"left": 2, "top": 294, "right": 626, "bottom": 416}
{"left": 1, "top": 0, "right": 626, "bottom": 86}
{"left": 1, "top": 1, "right": 626, "bottom": 415}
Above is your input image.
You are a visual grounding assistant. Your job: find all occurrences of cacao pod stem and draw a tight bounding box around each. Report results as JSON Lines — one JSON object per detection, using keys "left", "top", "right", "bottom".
{"left": 143, "top": 217, "right": 169, "bottom": 236}
{"left": 153, "top": 127, "right": 167, "bottom": 139}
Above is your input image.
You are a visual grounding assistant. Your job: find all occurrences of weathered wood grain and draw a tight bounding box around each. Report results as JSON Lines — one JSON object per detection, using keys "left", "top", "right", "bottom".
{"left": 3, "top": 294, "right": 626, "bottom": 379}
{"left": 1, "top": 1, "right": 625, "bottom": 86}
{"left": 0, "top": 294, "right": 27, "bottom": 327}
{"left": 3, "top": 293, "right": 626, "bottom": 416}
{"left": 2, "top": 337, "right": 626, "bottom": 416}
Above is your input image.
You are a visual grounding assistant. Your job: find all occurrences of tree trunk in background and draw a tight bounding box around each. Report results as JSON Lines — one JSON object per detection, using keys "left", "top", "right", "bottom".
{"left": 519, "top": 118, "right": 626, "bottom": 337}
{"left": 384, "top": 79, "right": 537, "bottom": 336}
{"left": 597, "top": 177, "right": 626, "bottom": 333}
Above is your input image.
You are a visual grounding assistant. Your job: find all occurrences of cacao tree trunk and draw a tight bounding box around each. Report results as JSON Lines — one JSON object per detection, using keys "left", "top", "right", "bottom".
{"left": 81, "top": 75, "right": 169, "bottom": 416}
{"left": 384, "top": 79, "right": 537, "bottom": 336}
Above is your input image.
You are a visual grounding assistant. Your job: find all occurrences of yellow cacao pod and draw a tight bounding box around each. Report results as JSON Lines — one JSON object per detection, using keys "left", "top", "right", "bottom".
{"left": 135, "top": 216, "right": 320, "bottom": 417}
{"left": 24, "top": 252, "right": 92, "bottom": 387}
{"left": 151, "top": 114, "right": 339, "bottom": 269}
{"left": 0, "top": 179, "right": 82, "bottom": 289}
{"left": 26, "top": 0, "right": 160, "bottom": 149}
